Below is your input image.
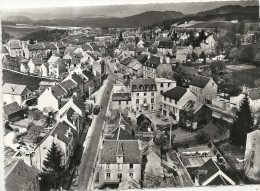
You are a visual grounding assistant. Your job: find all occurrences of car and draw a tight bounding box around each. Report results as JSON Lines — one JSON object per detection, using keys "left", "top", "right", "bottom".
{"left": 93, "top": 105, "right": 101, "bottom": 115}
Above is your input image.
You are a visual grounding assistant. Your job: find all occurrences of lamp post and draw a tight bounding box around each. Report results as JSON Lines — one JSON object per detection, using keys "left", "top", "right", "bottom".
{"left": 236, "top": 158, "right": 246, "bottom": 183}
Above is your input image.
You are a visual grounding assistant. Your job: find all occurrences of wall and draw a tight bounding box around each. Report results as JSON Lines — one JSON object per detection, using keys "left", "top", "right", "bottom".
{"left": 38, "top": 89, "right": 59, "bottom": 111}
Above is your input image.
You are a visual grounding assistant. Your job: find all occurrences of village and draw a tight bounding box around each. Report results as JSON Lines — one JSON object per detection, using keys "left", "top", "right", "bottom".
{"left": 2, "top": 13, "right": 260, "bottom": 191}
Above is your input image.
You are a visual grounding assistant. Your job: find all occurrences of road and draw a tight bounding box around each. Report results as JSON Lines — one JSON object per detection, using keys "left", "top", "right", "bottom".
{"left": 71, "top": 60, "right": 116, "bottom": 191}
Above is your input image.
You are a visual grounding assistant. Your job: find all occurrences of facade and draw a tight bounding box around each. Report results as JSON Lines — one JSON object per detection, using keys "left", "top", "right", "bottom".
{"left": 7, "top": 40, "right": 24, "bottom": 57}
{"left": 157, "top": 41, "right": 174, "bottom": 55}
{"left": 142, "top": 55, "right": 165, "bottom": 78}
{"left": 3, "top": 102, "right": 26, "bottom": 122}
{"left": 189, "top": 75, "right": 218, "bottom": 103}
{"left": 28, "top": 58, "right": 44, "bottom": 74}
{"left": 111, "top": 93, "right": 132, "bottom": 111}
{"left": 99, "top": 140, "right": 142, "bottom": 185}
{"left": 244, "top": 129, "right": 260, "bottom": 183}
{"left": 131, "top": 78, "right": 157, "bottom": 112}
{"left": 155, "top": 78, "right": 176, "bottom": 110}
{"left": 3, "top": 83, "right": 32, "bottom": 106}
{"left": 162, "top": 86, "right": 197, "bottom": 121}
{"left": 48, "top": 55, "right": 67, "bottom": 78}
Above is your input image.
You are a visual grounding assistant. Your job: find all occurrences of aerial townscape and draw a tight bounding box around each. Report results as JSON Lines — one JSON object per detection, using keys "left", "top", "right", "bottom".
{"left": 2, "top": 1, "right": 260, "bottom": 191}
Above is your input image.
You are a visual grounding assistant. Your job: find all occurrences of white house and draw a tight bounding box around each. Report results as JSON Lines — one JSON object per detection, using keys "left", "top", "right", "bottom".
{"left": 28, "top": 58, "right": 44, "bottom": 74}
{"left": 162, "top": 86, "right": 197, "bottom": 121}
{"left": 3, "top": 83, "right": 32, "bottom": 106}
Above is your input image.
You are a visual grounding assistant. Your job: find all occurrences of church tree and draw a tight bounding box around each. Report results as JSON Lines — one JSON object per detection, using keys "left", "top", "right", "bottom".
{"left": 230, "top": 94, "right": 254, "bottom": 146}
{"left": 41, "top": 142, "right": 68, "bottom": 190}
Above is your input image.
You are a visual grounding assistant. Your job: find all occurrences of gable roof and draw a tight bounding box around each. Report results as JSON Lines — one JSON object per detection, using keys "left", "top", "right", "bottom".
{"left": 59, "top": 79, "right": 77, "bottom": 92}
{"left": 2, "top": 46, "right": 9, "bottom": 53}
{"left": 196, "top": 158, "right": 219, "bottom": 185}
{"left": 109, "top": 126, "right": 136, "bottom": 140}
{"left": 8, "top": 40, "right": 22, "bottom": 49}
{"left": 189, "top": 75, "right": 211, "bottom": 88}
{"left": 163, "top": 86, "right": 187, "bottom": 101}
{"left": 137, "top": 113, "right": 152, "bottom": 126}
{"left": 146, "top": 56, "right": 161, "bottom": 68}
{"left": 247, "top": 88, "right": 260, "bottom": 100}
{"left": 82, "top": 44, "right": 93, "bottom": 52}
{"left": 72, "top": 94, "right": 85, "bottom": 114}
{"left": 51, "top": 84, "right": 67, "bottom": 99}
{"left": 4, "top": 102, "right": 22, "bottom": 115}
{"left": 28, "top": 43, "right": 45, "bottom": 51}
{"left": 30, "top": 58, "right": 44, "bottom": 66}
{"left": 182, "top": 100, "right": 204, "bottom": 114}
{"left": 107, "top": 112, "right": 132, "bottom": 134}
{"left": 112, "top": 93, "right": 131, "bottom": 101}
{"left": 3, "top": 83, "right": 29, "bottom": 95}
{"left": 82, "top": 69, "right": 95, "bottom": 80}
{"left": 47, "top": 55, "right": 60, "bottom": 63}
{"left": 51, "top": 121, "right": 77, "bottom": 144}
{"left": 71, "top": 73, "right": 84, "bottom": 84}
{"left": 120, "top": 57, "right": 132, "bottom": 66}
{"left": 5, "top": 160, "right": 40, "bottom": 191}
{"left": 64, "top": 47, "right": 77, "bottom": 55}
{"left": 100, "top": 140, "right": 141, "bottom": 164}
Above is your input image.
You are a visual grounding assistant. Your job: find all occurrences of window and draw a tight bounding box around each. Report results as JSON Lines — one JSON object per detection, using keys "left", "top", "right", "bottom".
{"left": 119, "top": 101, "right": 121, "bottom": 105}
{"left": 129, "top": 173, "right": 133, "bottom": 178}
{"left": 161, "top": 83, "right": 163, "bottom": 87}
{"left": 137, "top": 107, "right": 139, "bottom": 111}
{"left": 106, "top": 173, "right": 111, "bottom": 179}
{"left": 168, "top": 83, "right": 170, "bottom": 87}
{"left": 160, "top": 90, "right": 163, "bottom": 95}
{"left": 164, "top": 97, "right": 166, "bottom": 101}
{"left": 151, "top": 92, "right": 154, "bottom": 96}
{"left": 170, "top": 99, "right": 172, "bottom": 103}
{"left": 118, "top": 173, "right": 122, "bottom": 180}
{"left": 144, "top": 98, "right": 147, "bottom": 104}
{"left": 151, "top": 106, "right": 154, "bottom": 110}
{"left": 126, "top": 101, "right": 129, "bottom": 104}
{"left": 137, "top": 93, "right": 139, "bottom": 97}
{"left": 136, "top": 99, "right": 139, "bottom": 104}
{"left": 164, "top": 104, "right": 166, "bottom": 108}
{"left": 151, "top": 98, "right": 154, "bottom": 103}
{"left": 106, "top": 164, "right": 110, "bottom": 169}
{"left": 175, "top": 100, "right": 178, "bottom": 104}
{"left": 129, "top": 164, "right": 133, "bottom": 169}
{"left": 144, "top": 93, "right": 147, "bottom": 96}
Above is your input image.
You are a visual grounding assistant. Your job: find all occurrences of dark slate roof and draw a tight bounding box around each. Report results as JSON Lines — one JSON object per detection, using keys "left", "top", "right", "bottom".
{"left": 132, "top": 78, "right": 156, "bottom": 86}
{"left": 189, "top": 75, "right": 211, "bottom": 88}
{"left": 72, "top": 94, "right": 85, "bottom": 114}
{"left": 100, "top": 140, "right": 141, "bottom": 164}
{"left": 109, "top": 126, "right": 136, "bottom": 140}
{"left": 248, "top": 88, "right": 260, "bottom": 100}
{"left": 82, "top": 70, "right": 95, "bottom": 80}
{"left": 138, "top": 54, "right": 148, "bottom": 64}
{"left": 59, "top": 80, "right": 77, "bottom": 92}
{"left": 2, "top": 46, "right": 9, "bottom": 53}
{"left": 158, "top": 41, "right": 174, "bottom": 48}
{"left": 112, "top": 93, "right": 131, "bottom": 101}
{"left": 163, "top": 86, "right": 187, "bottom": 101}
{"left": 3, "top": 102, "right": 21, "bottom": 115}
{"left": 43, "top": 42, "right": 57, "bottom": 50}
{"left": 196, "top": 159, "right": 219, "bottom": 185}
{"left": 71, "top": 73, "right": 84, "bottom": 84}
{"left": 145, "top": 56, "right": 161, "bottom": 68}
{"left": 31, "top": 58, "right": 44, "bottom": 66}
{"left": 51, "top": 84, "right": 67, "bottom": 99}
{"left": 5, "top": 160, "right": 40, "bottom": 191}
{"left": 108, "top": 112, "right": 132, "bottom": 134}
{"left": 66, "top": 107, "right": 77, "bottom": 124}
{"left": 136, "top": 114, "right": 152, "bottom": 127}
{"left": 207, "top": 175, "right": 230, "bottom": 186}
{"left": 120, "top": 57, "right": 132, "bottom": 66}
{"left": 51, "top": 121, "right": 77, "bottom": 144}
{"left": 28, "top": 43, "right": 45, "bottom": 51}
{"left": 82, "top": 44, "right": 93, "bottom": 52}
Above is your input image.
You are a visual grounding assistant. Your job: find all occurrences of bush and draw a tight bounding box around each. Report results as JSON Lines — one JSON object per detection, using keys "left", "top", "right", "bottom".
{"left": 195, "top": 130, "right": 210, "bottom": 143}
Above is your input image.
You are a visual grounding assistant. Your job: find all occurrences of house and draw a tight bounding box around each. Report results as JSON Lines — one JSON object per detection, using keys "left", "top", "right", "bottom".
{"left": 195, "top": 158, "right": 236, "bottom": 186}
{"left": 3, "top": 102, "right": 26, "bottom": 122}
{"left": 126, "top": 59, "right": 143, "bottom": 77}
{"left": 131, "top": 78, "right": 157, "bottom": 112}
{"left": 175, "top": 47, "right": 192, "bottom": 64}
{"left": 230, "top": 87, "right": 260, "bottom": 113}
{"left": 80, "top": 53, "right": 95, "bottom": 65}
{"left": 28, "top": 58, "right": 44, "bottom": 74}
{"left": 156, "top": 58, "right": 173, "bottom": 78}
{"left": 64, "top": 72, "right": 85, "bottom": 97}
{"left": 189, "top": 75, "right": 218, "bottom": 103}
{"left": 111, "top": 93, "right": 132, "bottom": 111}
{"left": 34, "top": 121, "right": 77, "bottom": 171}
{"left": 136, "top": 113, "right": 153, "bottom": 132}
{"left": 5, "top": 160, "right": 40, "bottom": 191}
{"left": 157, "top": 41, "right": 174, "bottom": 55}
{"left": 7, "top": 39, "right": 24, "bottom": 57}
{"left": 40, "top": 62, "right": 49, "bottom": 76}
{"left": 98, "top": 140, "right": 142, "bottom": 185}
{"left": 1, "top": 46, "right": 10, "bottom": 60}
{"left": 24, "top": 43, "right": 46, "bottom": 59}
{"left": 3, "top": 83, "right": 32, "bottom": 106}
{"left": 179, "top": 100, "right": 212, "bottom": 130}
{"left": 204, "top": 35, "right": 218, "bottom": 49}
{"left": 48, "top": 55, "right": 67, "bottom": 78}
{"left": 82, "top": 44, "right": 94, "bottom": 54}
{"left": 38, "top": 83, "right": 67, "bottom": 111}
{"left": 155, "top": 78, "right": 177, "bottom": 110}
{"left": 43, "top": 42, "right": 59, "bottom": 55}
{"left": 105, "top": 124, "right": 136, "bottom": 141}
{"left": 244, "top": 129, "right": 260, "bottom": 184}
{"left": 142, "top": 55, "right": 165, "bottom": 78}
{"left": 162, "top": 86, "right": 197, "bottom": 121}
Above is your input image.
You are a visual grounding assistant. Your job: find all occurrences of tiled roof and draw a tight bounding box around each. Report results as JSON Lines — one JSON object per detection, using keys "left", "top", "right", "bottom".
{"left": 109, "top": 126, "right": 136, "bottom": 140}
{"left": 196, "top": 158, "right": 219, "bottom": 185}
{"left": 3, "top": 83, "right": 29, "bottom": 95}
{"left": 3, "top": 102, "right": 21, "bottom": 115}
{"left": 51, "top": 84, "right": 67, "bottom": 99}
{"left": 100, "top": 140, "right": 141, "bottom": 164}
{"left": 51, "top": 121, "right": 77, "bottom": 144}
{"left": 72, "top": 94, "right": 85, "bottom": 114}
{"left": 137, "top": 114, "right": 152, "bottom": 127}
{"left": 108, "top": 112, "right": 132, "bottom": 134}
{"left": 112, "top": 93, "right": 131, "bottom": 101}
{"left": 59, "top": 80, "right": 77, "bottom": 92}
{"left": 43, "top": 42, "right": 57, "bottom": 50}
{"left": 248, "top": 88, "right": 260, "bottom": 100}
{"left": 82, "top": 44, "right": 93, "bottom": 52}
{"left": 182, "top": 100, "right": 204, "bottom": 114}
{"left": 138, "top": 54, "right": 148, "bottom": 64}
{"left": 64, "top": 47, "right": 77, "bottom": 55}
{"left": 5, "top": 160, "right": 40, "bottom": 191}
{"left": 71, "top": 73, "right": 84, "bottom": 84}
{"left": 163, "top": 86, "right": 187, "bottom": 101}
{"left": 82, "top": 70, "right": 95, "bottom": 80}
{"left": 31, "top": 58, "right": 44, "bottom": 66}
{"left": 146, "top": 56, "right": 161, "bottom": 68}
{"left": 2, "top": 46, "right": 9, "bottom": 53}
{"left": 8, "top": 40, "right": 22, "bottom": 49}
{"left": 189, "top": 75, "right": 211, "bottom": 88}
{"left": 132, "top": 78, "right": 156, "bottom": 87}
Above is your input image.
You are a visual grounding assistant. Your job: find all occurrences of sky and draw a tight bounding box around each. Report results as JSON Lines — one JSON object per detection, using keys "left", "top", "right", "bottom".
{"left": 2, "top": 0, "right": 257, "bottom": 10}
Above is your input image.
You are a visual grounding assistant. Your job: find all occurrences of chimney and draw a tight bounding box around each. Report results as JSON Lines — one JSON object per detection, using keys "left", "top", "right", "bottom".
{"left": 138, "top": 139, "right": 142, "bottom": 150}
{"left": 166, "top": 57, "right": 170, "bottom": 64}
{"left": 54, "top": 134, "right": 58, "bottom": 139}
{"left": 160, "top": 57, "right": 163, "bottom": 63}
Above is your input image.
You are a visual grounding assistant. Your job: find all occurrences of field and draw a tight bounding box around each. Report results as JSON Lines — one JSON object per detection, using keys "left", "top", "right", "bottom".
{"left": 2, "top": 70, "right": 52, "bottom": 90}
{"left": 3, "top": 26, "right": 41, "bottom": 39}
{"left": 226, "top": 64, "right": 256, "bottom": 72}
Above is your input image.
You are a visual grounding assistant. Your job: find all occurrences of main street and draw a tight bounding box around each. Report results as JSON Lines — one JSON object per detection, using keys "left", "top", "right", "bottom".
{"left": 71, "top": 59, "right": 117, "bottom": 191}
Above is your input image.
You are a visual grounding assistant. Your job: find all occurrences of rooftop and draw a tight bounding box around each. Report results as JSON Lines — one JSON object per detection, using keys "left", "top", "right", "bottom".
{"left": 3, "top": 83, "right": 29, "bottom": 95}
{"left": 4, "top": 102, "right": 22, "bottom": 115}
{"left": 163, "top": 86, "right": 187, "bottom": 101}
{"left": 189, "top": 75, "right": 211, "bottom": 88}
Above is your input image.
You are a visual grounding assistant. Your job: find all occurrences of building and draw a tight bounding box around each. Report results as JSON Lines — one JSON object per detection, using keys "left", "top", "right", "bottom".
{"left": 136, "top": 113, "right": 153, "bottom": 132}
{"left": 24, "top": 43, "right": 46, "bottom": 59}
{"left": 155, "top": 78, "right": 176, "bottom": 110}
{"left": 5, "top": 160, "right": 40, "bottom": 191}
{"left": 131, "top": 78, "right": 157, "bottom": 112}
{"left": 34, "top": 121, "right": 77, "bottom": 171}
{"left": 98, "top": 140, "right": 142, "bottom": 185}
{"left": 111, "top": 93, "right": 132, "bottom": 111}
{"left": 189, "top": 75, "right": 218, "bottom": 103}
{"left": 244, "top": 129, "right": 260, "bottom": 183}
{"left": 157, "top": 41, "right": 174, "bottom": 55}
{"left": 27, "top": 58, "right": 44, "bottom": 74}
{"left": 48, "top": 55, "right": 67, "bottom": 78}
{"left": 195, "top": 158, "right": 236, "bottom": 186}
{"left": 3, "top": 83, "right": 32, "bottom": 106}
{"left": 3, "top": 102, "right": 26, "bottom": 122}
{"left": 230, "top": 87, "right": 260, "bottom": 113}
{"left": 7, "top": 39, "right": 24, "bottom": 57}
{"left": 162, "top": 86, "right": 197, "bottom": 121}
{"left": 179, "top": 100, "right": 212, "bottom": 130}
{"left": 142, "top": 55, "right": 166, "bottom": 78}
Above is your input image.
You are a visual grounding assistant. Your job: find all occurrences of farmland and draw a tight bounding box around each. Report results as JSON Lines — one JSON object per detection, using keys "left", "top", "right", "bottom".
{"left": 2, "top": 26, "right": 41, "bottom": 39}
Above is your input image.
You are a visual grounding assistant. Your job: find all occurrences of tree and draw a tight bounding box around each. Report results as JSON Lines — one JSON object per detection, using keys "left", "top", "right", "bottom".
{"left": 41, "top": 142, "right": 68, "bottom": 190}
{"left": 230, "top": 94, "right": 254, "bottom": 146}
{"left": 29, "top": 38, "right": 34, "bottom": 44}
{"left": 195, "top": 130, "right": 210, "bottom": 143}
{"left": 118, "top": 31, "right": 124, "bottom": 42}
{"left": 238, "top": 45, "right": 255, "bottom": 63}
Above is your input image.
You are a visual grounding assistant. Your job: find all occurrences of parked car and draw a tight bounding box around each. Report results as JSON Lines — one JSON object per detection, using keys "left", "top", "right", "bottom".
{"left": 93, "top": 105, "right": 101, "bottom": 115}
